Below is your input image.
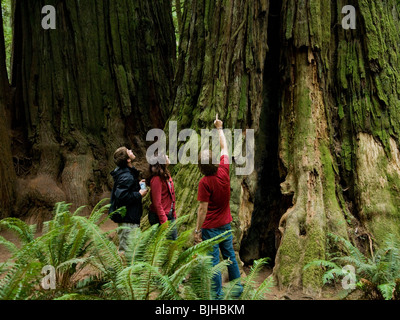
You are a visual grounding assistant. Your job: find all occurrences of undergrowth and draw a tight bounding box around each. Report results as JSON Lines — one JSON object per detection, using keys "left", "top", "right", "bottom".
{"left": 0, "top": 201, "right": 274, "bottom": 300}
{"left": 304, "top": 233, "right": 400, "bottom": 300}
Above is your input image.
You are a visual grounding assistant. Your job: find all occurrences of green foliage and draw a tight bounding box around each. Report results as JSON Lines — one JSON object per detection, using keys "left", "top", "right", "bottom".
{"left": 304, "top": 233, "right": 400, "bottom": 300}
{"left": 228, "top": 258, "right": 274, "bottom": 300}
{"left": 0, "top": 201, "right": 105, "bottom": 299}
{"left": 0, "top": 201, "right": 274, "bottom": 300}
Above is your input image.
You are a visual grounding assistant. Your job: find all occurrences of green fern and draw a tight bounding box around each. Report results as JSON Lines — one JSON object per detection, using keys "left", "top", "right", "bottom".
{"left": 0, "top": 217, "right": 36, "bottom": 245}
{"left": 1, "top": 200, "right": 276, "bottom": 301}
{"left": 0, "top": 235, "right": 19, "bottom": 255}
{"left": 97, "top": 217, "right": 233, "bottom": 300}
{"left": 304, "top": 233, "right": 400, "bottom": 300}
{"left": 54, "top": 293, "right": 102, "bottom": 300}
{"left": 236, "top": 258, "right": 274, "bottom": 300}
{"left": 0, "top": 201, "right": 112, "bottom": 299}
{"left": 0, "top": 261, "right": 43, "bottom": 300}
{"left": 304, "top": 260, "right": 345, "bottom": 285}
{"left": 377, "top": 283, "right": 396, "bottom": 300}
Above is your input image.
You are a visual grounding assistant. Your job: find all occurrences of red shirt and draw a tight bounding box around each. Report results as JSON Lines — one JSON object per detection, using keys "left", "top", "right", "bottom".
{"left": 149, "top": 175, "right": 176, "bottom": 224}
{"left": 197, "top": 155, "right": 232, "bottom": 229}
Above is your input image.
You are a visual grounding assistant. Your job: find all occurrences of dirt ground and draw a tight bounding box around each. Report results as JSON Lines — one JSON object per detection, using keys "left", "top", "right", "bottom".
{"left": 0, "top": 215, "right": 339, "bottom": 300}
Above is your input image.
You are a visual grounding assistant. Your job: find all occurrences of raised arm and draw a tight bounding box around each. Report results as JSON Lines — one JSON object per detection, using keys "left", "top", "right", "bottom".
{"left": 214, "top": 114, "right": 228, "bottom": 157}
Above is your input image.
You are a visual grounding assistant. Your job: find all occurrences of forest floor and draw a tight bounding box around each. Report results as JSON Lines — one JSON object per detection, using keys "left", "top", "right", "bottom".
{"left": 0, "top": 215, "right": 341, "bottom": 300}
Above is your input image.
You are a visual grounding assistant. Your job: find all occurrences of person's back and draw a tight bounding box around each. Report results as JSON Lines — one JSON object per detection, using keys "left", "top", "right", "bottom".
{"left": 198, "top": 154, "right": 232, "bottom": 229}
{"left": 194, "top": 115, "right": 243, "bottom": 299}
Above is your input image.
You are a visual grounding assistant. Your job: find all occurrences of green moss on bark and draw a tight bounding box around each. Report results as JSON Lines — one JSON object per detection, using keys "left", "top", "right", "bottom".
{"left": 276, "top": 223, "right": 303, "bottom": 287}
{"left": 302, "top": 219, "right": 326, "bottom": 292}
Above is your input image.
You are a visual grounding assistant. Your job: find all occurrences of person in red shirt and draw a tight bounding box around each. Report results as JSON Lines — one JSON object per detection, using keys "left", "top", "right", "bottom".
{"left": 147, "top": 154, "right": 177, "bottom": 240}
{"left": 195, "top": 114, "right": 243, "bottom": 299}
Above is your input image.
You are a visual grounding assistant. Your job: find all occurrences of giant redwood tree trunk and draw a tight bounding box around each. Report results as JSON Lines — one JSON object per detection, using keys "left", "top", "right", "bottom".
{"left": 275, "top": 0, "right": 400, "bottom": 294}
{"left": 169, "top": 0, "right": 272, "bottom": 262}
{"left": 170, "top": 0, "right": 400, "bottom": 295}
{"left": 8, "top": 0, "right": 176, "bottom": 218}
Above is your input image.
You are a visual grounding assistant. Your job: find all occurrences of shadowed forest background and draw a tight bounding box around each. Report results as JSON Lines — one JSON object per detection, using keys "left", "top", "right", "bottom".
{"left": 1, "top": 0, "right": 400, "bottom": 300}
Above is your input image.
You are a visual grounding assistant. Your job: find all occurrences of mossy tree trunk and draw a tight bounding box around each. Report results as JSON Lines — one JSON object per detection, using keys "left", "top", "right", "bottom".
{"left": 9, "top": 0, "right": 175, "bottom": 219}
{"left": 275, "top": 0, "right": 400, "bottom": 294}
{"left": 0, "top": 0, "right": 16, "bottom": 218}
{"left": 169, "top": 0, "right": 273, "bottom": 267}
{"left": 171, "top": 0, "right": 400, "bottom": 296}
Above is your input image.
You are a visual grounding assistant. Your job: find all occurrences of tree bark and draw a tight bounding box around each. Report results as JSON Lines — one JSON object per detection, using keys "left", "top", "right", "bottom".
{"left": 171, "top": 0, "right": 400, "bottom": 296}
{"left": 175, "top": 0, "right": 183, "bottom": 36}
{"left": 0, "top": 0, "right": 16, "bottom": 219}
{"left": 10, "top": 0, "right": 176, "bottom": 218}
{"left": 170, "top": 0, "right": 271, "bottom": 265}
{"left": 274, "top": 0, "right": 400, "bottom": 294}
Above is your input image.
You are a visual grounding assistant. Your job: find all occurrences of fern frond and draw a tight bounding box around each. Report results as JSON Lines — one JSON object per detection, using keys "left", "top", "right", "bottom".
{"left": 56, "top": 257, "right": 93, "bottom": 274}
{"left": 328, "top": 233, "right": 366, "bottom": 264}
{"left": 54, "top": 293, "right": 102, "bottom": 300}
{"left": 73, "top": 216, "right": 123, "bottom": 283}
{"left": 88, "top": 198, "right": 111, "bottom": 225}
{"left": 170, "top": 230, "right": 231, "bottom": 272}
{"left": 251, "top": 275, "right": 275, "bottom": 300}
{"left": 0, "top": 218, "right": 36, "bottom": 244}
{"left": 0, "top": 261, "right": 43, "bottom": 300}
{"left": 303, "top": 259, "right": 341, "bottom": 271}
{"left": 321, "top": 268, "right": 346, "bottom": 285}
{"left": 377, "top": 283, "right": 396, "bottom": 300}
{"left": 0, "top": 235, "right": 19, "bottom": 255}
{"left": 0, "top": 261, "right": 14, "bottom": 275}
{"left": 240, "top": 258, "right": 269, "bottom": 300}
{"left": 124, "top": 224, "right": 159, "bottom": 265}
{"left": 160, "top": 257, "right": 201, "bottom": 299}
{"left": 72, "top": 205, "right": 87, "bottom": 217}
{"left": 163, "top": 229, "right": 193, "bottom": 274}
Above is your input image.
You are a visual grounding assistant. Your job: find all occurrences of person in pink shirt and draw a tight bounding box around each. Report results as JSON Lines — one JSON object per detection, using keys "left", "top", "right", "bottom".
{"left": 147, "top": 154, "right": 177, "bottom": 240}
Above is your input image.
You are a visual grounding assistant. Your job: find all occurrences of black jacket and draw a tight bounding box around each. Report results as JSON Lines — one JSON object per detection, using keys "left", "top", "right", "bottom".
{"left": 109, "top": 166, "right": 143, "bottom": 224}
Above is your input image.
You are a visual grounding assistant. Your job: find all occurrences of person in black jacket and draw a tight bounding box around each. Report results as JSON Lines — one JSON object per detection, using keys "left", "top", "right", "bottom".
{"left": 109, "top": 147, "right": 148, "bottom": 252}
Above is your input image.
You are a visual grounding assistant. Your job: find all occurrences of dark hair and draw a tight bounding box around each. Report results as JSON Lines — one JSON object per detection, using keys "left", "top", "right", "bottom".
{"left": 146, "top": 155, "right": 170, "bottom": 184}
{"left": 113, "top": 147, "right": 129, "bottom": 168}
{"left": 198, "top": 150, "right": 219, "bottom": 176}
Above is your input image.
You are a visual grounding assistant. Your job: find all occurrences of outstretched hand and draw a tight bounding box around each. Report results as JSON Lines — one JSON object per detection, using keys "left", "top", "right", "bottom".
{"left": 214, "top": 113, "right": 223, "bottom": 129}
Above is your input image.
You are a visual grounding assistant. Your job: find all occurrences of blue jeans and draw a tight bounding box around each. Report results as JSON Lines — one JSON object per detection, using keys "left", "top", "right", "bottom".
{"left": 201, "top": 223, "right": 243, "bottom": 299}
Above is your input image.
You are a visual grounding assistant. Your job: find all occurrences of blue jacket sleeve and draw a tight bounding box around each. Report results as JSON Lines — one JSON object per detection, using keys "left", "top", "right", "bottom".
{"left": 114, "top": 175, "right": 142, "bottom": 206}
